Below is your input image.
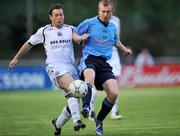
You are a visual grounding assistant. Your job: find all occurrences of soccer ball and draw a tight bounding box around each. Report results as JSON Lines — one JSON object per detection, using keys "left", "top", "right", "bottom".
{"left": 68, "top": 80, "right": 88, "bottom": 98}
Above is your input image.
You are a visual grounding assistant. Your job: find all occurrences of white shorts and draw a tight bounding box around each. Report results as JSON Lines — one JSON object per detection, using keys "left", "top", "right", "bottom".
{"left": 46, "top": 62, "right": 79, "bottom": 95}
{"left": 107, "top": 49, "right": 121, "bottom": 76}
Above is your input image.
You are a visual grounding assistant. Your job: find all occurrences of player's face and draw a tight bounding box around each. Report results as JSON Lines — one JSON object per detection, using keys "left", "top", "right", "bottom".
{"left": 98, "top": 4, "right": 113, "bottom": 23}
{"left": 49, "top": 9, "right": 64, "bottom": 28}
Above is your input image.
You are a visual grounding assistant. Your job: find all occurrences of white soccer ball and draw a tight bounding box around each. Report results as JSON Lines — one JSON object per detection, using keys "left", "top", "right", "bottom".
{"left": 68, "top": 80, "right": 88, "bottom": 98}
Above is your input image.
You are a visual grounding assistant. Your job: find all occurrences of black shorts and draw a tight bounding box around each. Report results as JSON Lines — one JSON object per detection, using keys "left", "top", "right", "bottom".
{"left": 81, "top": 55, "right": 115, "bottom": 90}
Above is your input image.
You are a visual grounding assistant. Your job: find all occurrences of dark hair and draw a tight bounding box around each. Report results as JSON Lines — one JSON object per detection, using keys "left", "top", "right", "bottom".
{"left": 48, "top": 3, "right": 64, "bottom": 15}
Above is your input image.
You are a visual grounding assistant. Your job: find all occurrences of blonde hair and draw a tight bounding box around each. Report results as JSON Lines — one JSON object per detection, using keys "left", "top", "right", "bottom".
{"left": 98, "top": 0, "right": 113, "bottom": 10}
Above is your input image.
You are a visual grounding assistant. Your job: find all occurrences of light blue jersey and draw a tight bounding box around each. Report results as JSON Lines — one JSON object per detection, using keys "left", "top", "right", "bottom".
{"left": 76, "top": 16, "right": 118, "bottom": 60}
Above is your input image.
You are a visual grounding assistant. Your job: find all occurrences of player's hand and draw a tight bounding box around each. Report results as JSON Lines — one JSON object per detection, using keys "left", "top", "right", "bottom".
{"left": 80, "top": 33, "right": 89, "bottom": 41}
{"left": 8, "top": 59, "right": 18, "bottom": 71}
{"left": 123, "top": 48, "right": 132, "bottom": 56}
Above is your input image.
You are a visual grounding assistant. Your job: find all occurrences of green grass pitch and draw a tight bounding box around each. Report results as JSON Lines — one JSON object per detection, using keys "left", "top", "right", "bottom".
{"left": 0, "top": 87, "right": 180, "bottom": 136}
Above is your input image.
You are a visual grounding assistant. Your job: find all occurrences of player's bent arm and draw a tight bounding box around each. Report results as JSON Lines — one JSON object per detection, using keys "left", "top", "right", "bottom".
{"left": 116, "top": 41, "right": 132, "bottom": 56}
{"left": 8, "top": 42, "right": 32, "bottom": 70}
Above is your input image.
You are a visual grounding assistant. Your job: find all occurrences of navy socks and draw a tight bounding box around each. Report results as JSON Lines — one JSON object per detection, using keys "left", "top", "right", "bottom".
{"left": 82, "top": 83, "right": 92, "bottom": 109}
{"left": 97, "top": 97, "right": 114, "bottom": 122}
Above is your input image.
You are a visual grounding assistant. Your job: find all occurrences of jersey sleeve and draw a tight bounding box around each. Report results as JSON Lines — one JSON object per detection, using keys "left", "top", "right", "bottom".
{"left": 115, "top": 17, "right": 121, "bottom": 44}
{"left": 75, "top": 19, "right": 90, "bottom": 35}
{"left": 27, "top": 27, "right": 44, "bottom": 46}
{"left": 70, "top": 25, "right": 76, "bottom": 33}
{"left": 115, "top": 31, "right": 119, "bottom": 46}
{"left": 112, "top": 24, "right": 119, "bottom": 46}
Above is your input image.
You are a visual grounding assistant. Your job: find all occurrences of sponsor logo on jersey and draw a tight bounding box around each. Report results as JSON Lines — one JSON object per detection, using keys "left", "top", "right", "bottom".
{"left": 50, "top": 39, "right": 71, "bottom": 45}
{"left": 50, "top": 39, "right": 72, "bottom": 49}
{"left": 57, "top": 31, "right": 63, "bottom": 36}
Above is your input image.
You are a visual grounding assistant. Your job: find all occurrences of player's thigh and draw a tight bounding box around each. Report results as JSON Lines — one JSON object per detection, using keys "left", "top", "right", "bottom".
{"left": 103, "top": 79, "right": 118, "bottom": 101}
{"left": 57, "top": 72, "right": 74, "bottom": 92}
{"left": 83, "top": 68, "right": 95, "bottom": 84}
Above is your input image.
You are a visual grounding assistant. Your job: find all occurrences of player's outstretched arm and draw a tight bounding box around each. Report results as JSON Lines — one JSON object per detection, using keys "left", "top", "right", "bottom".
{"left": 8, "top": 42, "right": 32, "bottom": 70}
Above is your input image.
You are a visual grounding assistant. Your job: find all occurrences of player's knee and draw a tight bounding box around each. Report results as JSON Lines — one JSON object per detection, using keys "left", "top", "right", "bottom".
{"left": 112, "top": 91, "right": 118, "bottom": 100}
{"left": 107, "top": 90, "right": 118, "bottom": 103}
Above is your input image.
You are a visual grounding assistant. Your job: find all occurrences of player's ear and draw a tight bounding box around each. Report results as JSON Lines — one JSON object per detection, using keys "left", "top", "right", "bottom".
{"left": 98, "top": 8, "right": 100, "bottom": 15}
{"left": 49, "top": 15, "right": 52, "bottom": 20}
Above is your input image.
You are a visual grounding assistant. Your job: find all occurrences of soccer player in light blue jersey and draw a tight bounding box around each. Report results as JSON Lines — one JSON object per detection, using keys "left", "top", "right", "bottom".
{"left": 89, "top": 15, "right": 123, "bottom": 120}
{"left": 74, "top": 0, "right": 132, "bottom": 135}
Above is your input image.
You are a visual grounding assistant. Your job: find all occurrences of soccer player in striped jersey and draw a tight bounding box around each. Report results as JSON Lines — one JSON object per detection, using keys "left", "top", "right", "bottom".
{"left": 8, "top": 3, "right": 89, "bottom": 136}
{"left": 75, "top": 0, "right": 132, "bottom": 135}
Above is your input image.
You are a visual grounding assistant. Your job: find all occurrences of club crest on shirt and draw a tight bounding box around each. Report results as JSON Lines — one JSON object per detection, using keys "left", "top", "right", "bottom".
{"left": 103, "top": 35, "right": 108, "bottom": 40}
{"left": 55, "top": 71, "right": 60, "bottom": 76}
{"left": 57, "top": 31, "right": 63, "bottom": 36}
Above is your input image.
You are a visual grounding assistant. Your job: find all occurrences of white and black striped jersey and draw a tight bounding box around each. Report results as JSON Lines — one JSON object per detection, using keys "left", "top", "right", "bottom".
{"left": 27, "top": 24, "right": 75, "bottom": 65}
